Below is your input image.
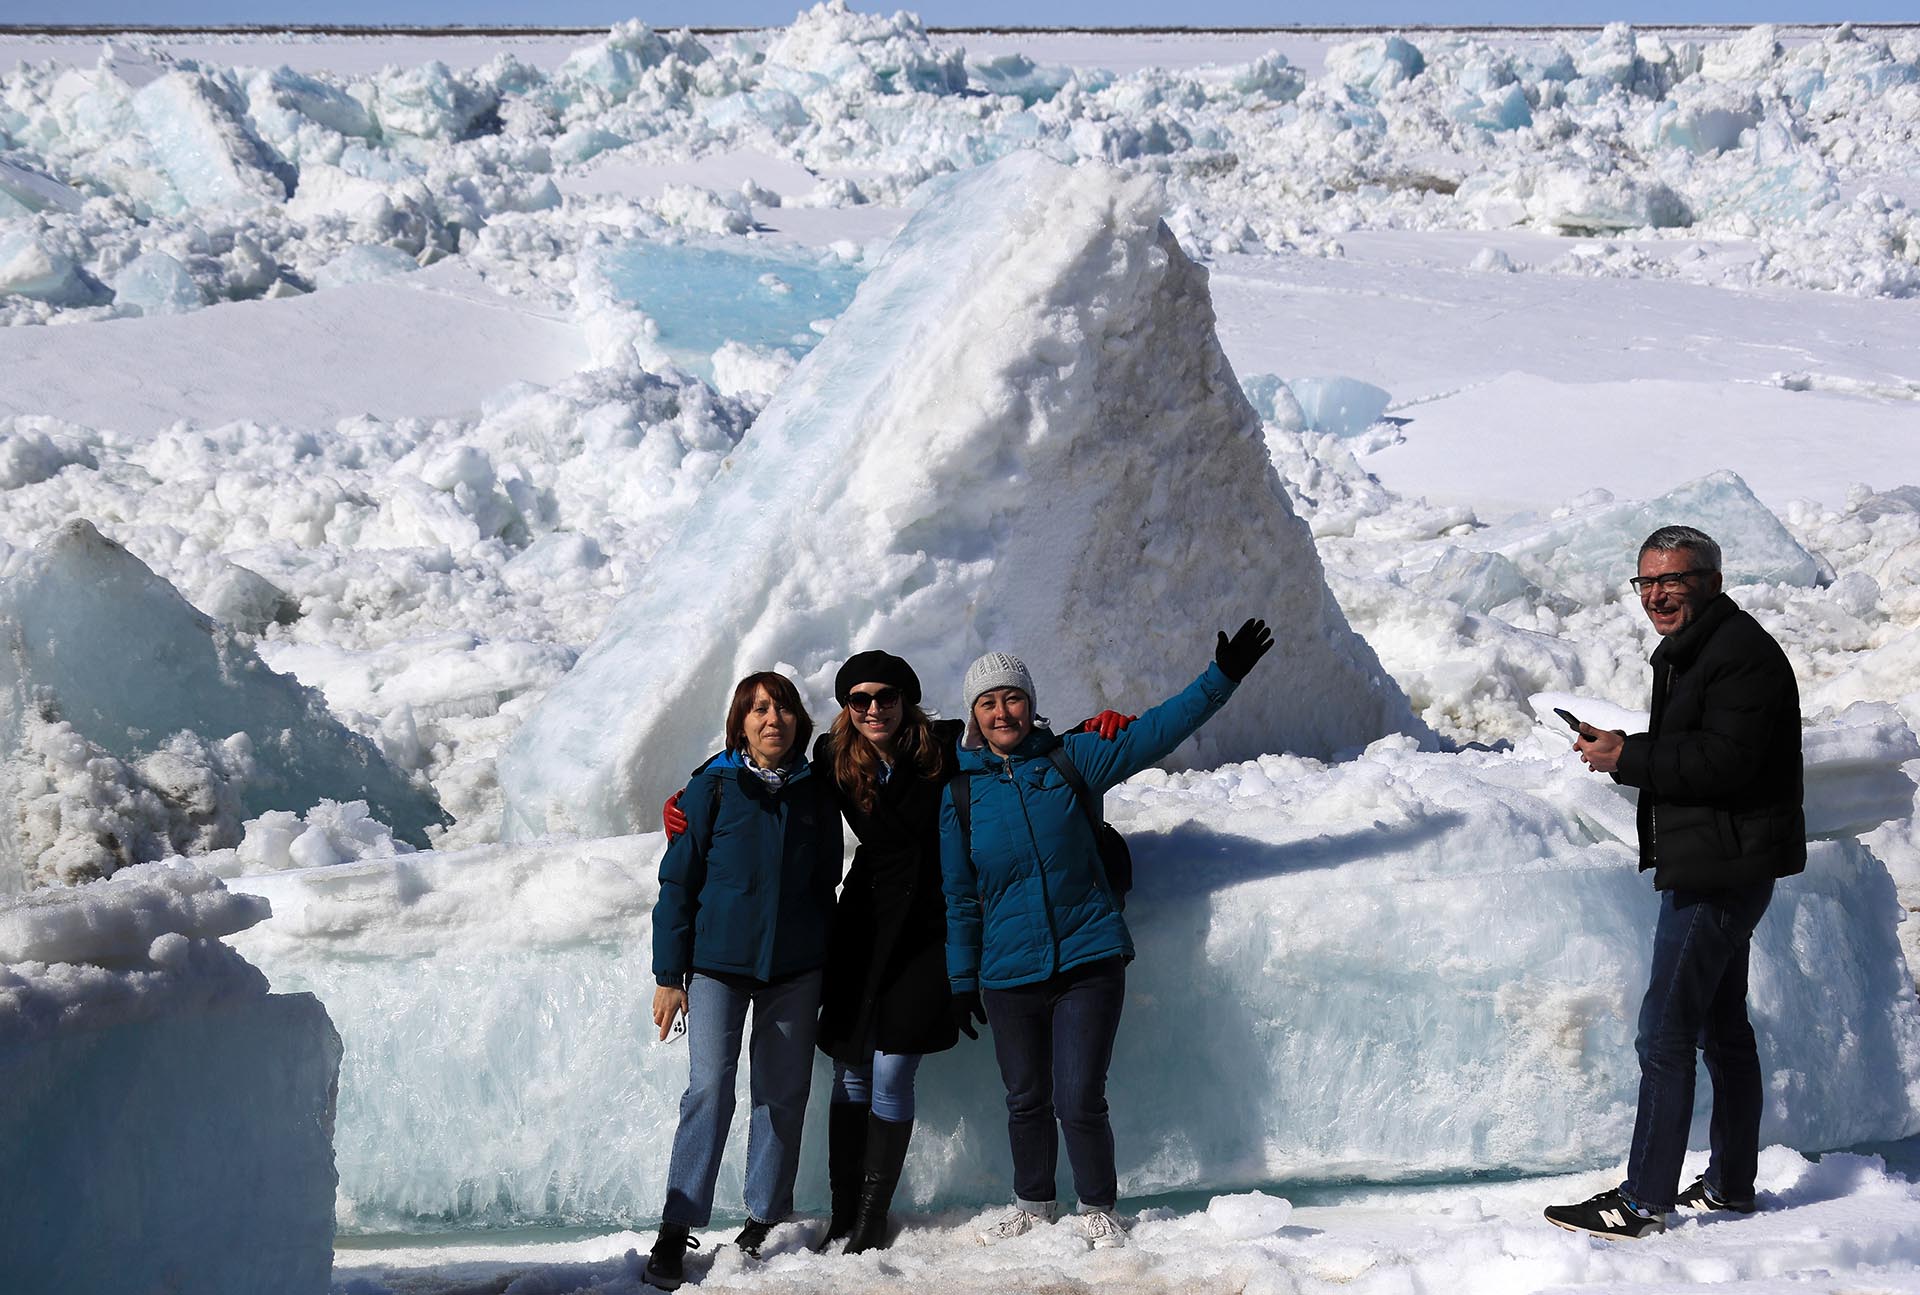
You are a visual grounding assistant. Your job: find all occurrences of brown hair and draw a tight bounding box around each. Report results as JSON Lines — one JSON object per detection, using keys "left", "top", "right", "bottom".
{"left": 724, "top": 672, "right": 814, "bottom": 764}
{"left": 831, "top": 702, "right": 949, "bottom": 814}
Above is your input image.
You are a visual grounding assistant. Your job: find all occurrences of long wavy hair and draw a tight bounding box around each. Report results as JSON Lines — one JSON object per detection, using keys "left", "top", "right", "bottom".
{"left": 831, "top": 702, "right": 949, "bottom": 814}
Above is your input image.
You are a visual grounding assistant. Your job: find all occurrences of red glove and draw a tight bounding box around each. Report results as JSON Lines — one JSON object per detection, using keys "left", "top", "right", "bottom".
{"left": 1077, "top": 710, "right": 1136, "bottom": 741}
{"left": 662, "top": 790, "right": 687, "bottom": 840}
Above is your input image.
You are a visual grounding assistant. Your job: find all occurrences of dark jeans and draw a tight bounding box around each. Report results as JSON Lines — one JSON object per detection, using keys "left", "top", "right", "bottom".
{"left": 1622, "top": 880, "right": 1774, "bottom": 1211}
{"left": 981, "top": 957, "right": 1127, "bottom": 1213}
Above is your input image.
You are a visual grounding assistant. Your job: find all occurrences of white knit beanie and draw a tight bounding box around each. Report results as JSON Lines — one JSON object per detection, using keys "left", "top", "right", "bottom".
{"left": 962, "top": 651, "right": 1037, "bottom": 747}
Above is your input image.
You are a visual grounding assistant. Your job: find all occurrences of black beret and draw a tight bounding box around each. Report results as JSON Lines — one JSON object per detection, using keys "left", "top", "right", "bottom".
{"left": 834, "top": 650, "right": 921, "bottom": 707}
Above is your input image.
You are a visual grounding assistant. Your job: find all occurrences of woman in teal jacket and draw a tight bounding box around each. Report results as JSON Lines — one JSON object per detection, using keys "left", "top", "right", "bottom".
{"left": 940, "top": 619, "right": 1272, "bottom": 1249}
{"left": 644, "top": 671, "right": 843, "bottom": 1291}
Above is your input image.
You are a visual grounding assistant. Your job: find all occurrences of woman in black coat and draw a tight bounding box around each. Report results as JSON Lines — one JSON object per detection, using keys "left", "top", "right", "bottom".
{"left": 809, "top": 650, "right": 963, "bottom": 1255}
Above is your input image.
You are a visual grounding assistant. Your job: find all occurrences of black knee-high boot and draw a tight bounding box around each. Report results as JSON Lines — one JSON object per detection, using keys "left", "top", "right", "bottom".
{"left": 814, "top": 1102, "right": 870, "bottom": 1250}
{"left": 844, "top": 1114, "right": 914, "bottom": 1255}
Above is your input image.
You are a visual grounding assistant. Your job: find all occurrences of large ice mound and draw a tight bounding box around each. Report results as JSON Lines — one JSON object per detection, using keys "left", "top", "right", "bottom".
{"left": 499, "top": 152, "right": 1420, "bottom": 839}
{"left": 0, "top": 862, "right": 340, "bottom": 1294}
{"left": 229, "top": 732, "right": 1920, "bottom": 1229}
{"left": 0, "top": 520, "right": 448, "bottom": 889}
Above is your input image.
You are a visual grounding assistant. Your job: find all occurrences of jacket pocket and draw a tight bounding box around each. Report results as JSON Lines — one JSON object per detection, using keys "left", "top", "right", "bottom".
{"left": 1714, "top": 809, "right": 1741, "bottom": 859}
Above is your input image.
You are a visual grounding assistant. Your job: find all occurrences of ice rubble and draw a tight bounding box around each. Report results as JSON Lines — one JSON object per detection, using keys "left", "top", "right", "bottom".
{"left": 0, "top": 861, "right": 340, "bottom": 1294}
{"left": 0, "top": 519, "right": 447, "bottom": 889}
{"left": 3, "top": 15, "right": 1920, "bottom": 330}
{"left": 498, "top": 152, "right": 1420, "bottom": 840}
{"left": 232, "top": 725, "right": 1920, "bottom": 1230}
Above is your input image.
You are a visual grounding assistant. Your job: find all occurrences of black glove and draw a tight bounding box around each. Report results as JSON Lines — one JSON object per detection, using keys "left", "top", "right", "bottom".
{"left": 1215, "top": 617, "right": 1274, "bottom": 681}
{"left": 950, "top": 990, "right": 986, "bottom": 1040}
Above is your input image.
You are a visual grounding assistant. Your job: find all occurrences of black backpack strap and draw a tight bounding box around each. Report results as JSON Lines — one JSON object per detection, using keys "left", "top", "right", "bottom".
{"left": 1046, "top": 747, "right": 1103, "bottom": 836}
{"left": 952, "top": 771, "right": 973, "bottom": 846}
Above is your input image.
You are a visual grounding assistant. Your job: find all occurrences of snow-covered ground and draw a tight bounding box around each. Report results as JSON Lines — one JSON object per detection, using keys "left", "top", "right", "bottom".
{"left": 4, "top": 9, "right": 1920, "bottom": 1294}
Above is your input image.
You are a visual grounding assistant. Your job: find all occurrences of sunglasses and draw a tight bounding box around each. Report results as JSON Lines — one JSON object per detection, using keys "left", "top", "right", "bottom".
{"left": 846, "top": 687, "right": 902, "bottom": 713}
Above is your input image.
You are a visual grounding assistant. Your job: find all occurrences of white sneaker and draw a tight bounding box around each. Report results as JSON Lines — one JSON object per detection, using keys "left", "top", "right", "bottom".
{"left": 976, "top": 1205, "right": 1053, "bottom": 1245}
{"left": 1076, "top": 1208, "right": 1126, "bottom": 1249}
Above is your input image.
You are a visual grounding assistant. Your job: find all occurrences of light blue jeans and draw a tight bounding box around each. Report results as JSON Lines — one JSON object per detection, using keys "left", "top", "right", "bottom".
{"left": 662, "top": 968, "right": 823, "bottom": 1228}
{"left": 831, "top": 1051, "right": 924, "bottom": 1123}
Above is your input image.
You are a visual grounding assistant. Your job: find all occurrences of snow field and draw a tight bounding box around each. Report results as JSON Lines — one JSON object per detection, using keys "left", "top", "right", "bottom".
{"left": 327, "top": 1148, "right": 1920, "bottom": 1295}
{"left": 0, "top": 12, "right": 1918, "bottom": 1294}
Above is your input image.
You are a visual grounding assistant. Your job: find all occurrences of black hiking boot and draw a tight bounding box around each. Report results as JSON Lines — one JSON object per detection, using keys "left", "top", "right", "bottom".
{"left": 814, "top": 1101, "right": 870, "bottom": 1251}
{"left": 643, "top": 1223, "right": 699, "bottom": 1290}
{"left": 733, "top": 1217, "right": 774, "bottom": 1257}
{"left": 1543, "top": 1187, "right": 1667, "bottom": 1240}
{"left": 1677, "top": 1175, "right": 1757, "bottom": 1214}
{"left": 844, "top": 1114, "right": 915, "bottom": 1255}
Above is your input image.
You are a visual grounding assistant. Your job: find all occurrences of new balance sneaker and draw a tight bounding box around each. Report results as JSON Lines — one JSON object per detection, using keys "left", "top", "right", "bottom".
{"left": 976, "top": 1203, "right": 1056, "bottom": 1245}
{"left": 733, "top": 1218, "right": 774, "bottom": 1257}
{"left": 1677, "top": 1176, "right": 1757, "bottom": 1214}
{"left": 1543, "top": 1187, "right": 1667, "bottom": 1240}
{"left": 642, "top": 1223, "right": 699, "bottom": 1291}
{"left": 1076, "top": 1208, "right": 1127, "bottom": 1249}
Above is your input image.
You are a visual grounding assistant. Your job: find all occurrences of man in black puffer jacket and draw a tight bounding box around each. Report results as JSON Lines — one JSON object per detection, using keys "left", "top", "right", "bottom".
{"left": 1544, "top": 525, "right": 1804, "bottom": 1242}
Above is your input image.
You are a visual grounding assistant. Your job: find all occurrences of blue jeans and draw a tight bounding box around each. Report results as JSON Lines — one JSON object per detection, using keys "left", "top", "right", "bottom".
{"left": 662, "top": 968, "right": 823, "bottom": 1228}
{"left": 981, "top": 957, "right": 1127, "bottom": 1213}
{"left": 1622, "top": 881, "right": 1774, "bottom": 1212}
{"left": 831, "top": 1052, "right": 924, "bottom": 1123}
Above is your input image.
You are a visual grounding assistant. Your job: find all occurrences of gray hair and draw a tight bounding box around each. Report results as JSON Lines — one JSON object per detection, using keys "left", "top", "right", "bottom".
{"left": 1638, "top": 525, "right": 1721, "bottom": 572}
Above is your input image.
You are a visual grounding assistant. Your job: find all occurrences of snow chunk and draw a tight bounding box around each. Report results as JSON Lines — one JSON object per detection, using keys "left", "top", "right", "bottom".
{"left": 0, "top": 228, "right": 95, "bottom": 304}
{"left": 0, "top": 859, "right": 267, "bottom": 965}
{"left": 111, "top": 248, "right": 206, "bottom": 316}
{"left": 130, "top": 70, "right": 288, "bottom": 213}
{"left": 0, "top": 157, "right": 85, "bottom": 215}
{"left": 1206, "top": 1190, "right": 1294, "bottom": 1238}
{"left": 499, "top": 153, "right": 1420, "bottom": 839}
{"left": 1467, "top": 469, "right": 1824, "bottom": 594}
{"left": 314, "top": 243, "right": 418, "bottom": 289}
{"left": 1287, "top": 376, "right": 1394, "bottom": 438}
{"left": 0, "top": 521, "right": 447, "bottom": 890}
{"left": 761, "top": 0, "right": 967, "bottom": 97}
{"left": 1325, "top": 34, "right": 1426, "bottom": 94}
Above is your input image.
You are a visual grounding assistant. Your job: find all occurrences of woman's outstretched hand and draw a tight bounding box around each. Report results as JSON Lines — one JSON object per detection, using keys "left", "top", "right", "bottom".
{"left": 1215, "top": 618, "right": 1274, "bottom": 681}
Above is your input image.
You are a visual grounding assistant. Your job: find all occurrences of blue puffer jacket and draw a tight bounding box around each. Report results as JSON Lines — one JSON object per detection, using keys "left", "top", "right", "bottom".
{"left": 653, "top": 750, "right": 844, "bottom": 987}
{"left": 940, "top": 663, "right": 1239, "bottom": 993}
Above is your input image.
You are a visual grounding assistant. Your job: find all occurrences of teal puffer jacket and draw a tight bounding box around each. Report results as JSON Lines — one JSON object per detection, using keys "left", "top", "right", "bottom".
{"left": 940, "top": 663, "right": 1238, "bottom": 993}
{"left": 653, "top": 750, "right": 844, "bottom": 986}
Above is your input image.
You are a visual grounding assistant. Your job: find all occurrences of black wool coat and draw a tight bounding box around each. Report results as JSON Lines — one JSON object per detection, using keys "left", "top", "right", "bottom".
{"left": 1613, "top": 593, "right": 1806, "bottom": 891}
{"left": 815, "top": 720, "right": 966, "bottom": 1065}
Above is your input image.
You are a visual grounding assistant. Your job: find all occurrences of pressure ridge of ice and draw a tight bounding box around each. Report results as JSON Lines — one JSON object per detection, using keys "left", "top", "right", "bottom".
{"left": 0, "top": 519, "right": 447, "bottom": 890}
{"left": 499, "top": 152, "right": 1420, "bottom": 838}
{"left": 233, "top": 723, "right": 1920, "bottom": 1229}
{"left": 4, "top": 14, "right": 1920, "bottom": 325}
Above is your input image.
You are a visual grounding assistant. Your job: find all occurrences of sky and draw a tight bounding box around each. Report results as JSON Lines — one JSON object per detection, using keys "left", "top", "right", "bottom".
{"left": 8, "top": 1, "right": 1917, "bottom": 28}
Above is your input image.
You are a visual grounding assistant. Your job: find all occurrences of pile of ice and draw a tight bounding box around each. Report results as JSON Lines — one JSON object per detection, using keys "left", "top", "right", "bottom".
{"left": 499, "top": 152, "right": 1421, "bottom": 838}
{"left": 0, "top": 519, "right": 446, "bottom": 890}
{"left": 4, "top": 12, "right": 1920, "bottom": 330}
{"left": 0, "top": 358, "right": 758, "bottom": 846}
{"left": 231, "top": 717, "right": 1920, "bottom": 1230}
{"left": 0, "top": 861, "right": 340, "bottom": 1294}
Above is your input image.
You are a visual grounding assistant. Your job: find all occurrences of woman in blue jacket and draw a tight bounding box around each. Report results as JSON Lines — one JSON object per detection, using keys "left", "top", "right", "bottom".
{"left": 941, "top": 620, "right": 1273, "bottom": 1249}
{"left": 644, "top": 671, "right": 843, "bottom": 1291}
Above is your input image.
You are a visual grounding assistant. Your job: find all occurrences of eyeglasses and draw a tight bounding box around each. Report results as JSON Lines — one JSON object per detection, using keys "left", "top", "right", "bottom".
{"left": 1629, "top": 570, "right": 1711, "bottom": 594}
{"left": 846, "top": 688, "right": 901, "bottom": 713}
